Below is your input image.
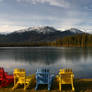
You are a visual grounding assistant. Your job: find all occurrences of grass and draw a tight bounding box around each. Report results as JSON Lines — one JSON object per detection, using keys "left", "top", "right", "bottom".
{"left": 0, "top": 79, "right": 92, "bottom": 92}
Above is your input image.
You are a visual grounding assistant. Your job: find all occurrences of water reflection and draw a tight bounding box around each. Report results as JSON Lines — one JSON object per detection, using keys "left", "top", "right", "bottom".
{"left": 0, "top": 47, "right": 92, "bottom": 78}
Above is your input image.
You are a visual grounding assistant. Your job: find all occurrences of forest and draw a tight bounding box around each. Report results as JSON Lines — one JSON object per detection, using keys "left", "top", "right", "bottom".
{"left": 0, "top": 33, "right": 92, "bottom": 47}
{"left": 54, "top": 33, "right": 92, "bottom": 47}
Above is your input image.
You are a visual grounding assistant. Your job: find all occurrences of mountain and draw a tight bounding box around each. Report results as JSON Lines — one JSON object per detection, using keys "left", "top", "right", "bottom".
{"left": 16, "top": 27, "right": 84, "bottom": 35}
{"left": 5, "top": 26, "right": 63, "bottom": 42}
{"left": 17, "top": 26, "right": 58, "bottom": 34}
{"left": 65, "top": 28, "right": 84, "bottom": 34}
{"left": 0, "top": 26, "right": 85, "bottom": 44}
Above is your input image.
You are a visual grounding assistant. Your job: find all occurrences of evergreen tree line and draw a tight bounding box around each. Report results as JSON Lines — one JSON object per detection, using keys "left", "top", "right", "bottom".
{"left": 0, "top": 33, "right": 92, "bottom": 47}
{"left": 55, "top": 34, "right": 92, "bottom": 47}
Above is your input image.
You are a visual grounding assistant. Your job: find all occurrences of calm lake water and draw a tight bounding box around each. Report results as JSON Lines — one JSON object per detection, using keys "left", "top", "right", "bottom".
{"left": 0, "top": 47, "right": 92, "bottom": 78}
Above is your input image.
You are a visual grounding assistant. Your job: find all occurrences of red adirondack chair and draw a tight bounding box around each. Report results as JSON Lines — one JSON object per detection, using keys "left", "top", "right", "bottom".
{"left": 0, "top": 67, "right": 14, "bottom": 87}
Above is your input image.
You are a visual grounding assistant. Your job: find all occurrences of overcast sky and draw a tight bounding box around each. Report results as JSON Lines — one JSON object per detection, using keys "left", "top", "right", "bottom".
{"left": 0, "top": 0, "right": 92, "bottom": 33}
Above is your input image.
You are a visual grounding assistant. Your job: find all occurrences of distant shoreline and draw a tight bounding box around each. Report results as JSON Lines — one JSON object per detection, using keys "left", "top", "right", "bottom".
{"left": 0, "top": 34, "right": 92, "bottom": 47}
{"left": 0, "top": 44, "right": 91, "bottom": 48}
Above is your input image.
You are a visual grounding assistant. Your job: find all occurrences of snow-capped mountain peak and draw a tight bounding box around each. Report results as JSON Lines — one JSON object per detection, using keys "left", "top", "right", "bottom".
{"left": 67, "top": 28, "right": 84, "bottom": 34}
{"left": 17, "top": 26, "right": 57, "bottom": 34}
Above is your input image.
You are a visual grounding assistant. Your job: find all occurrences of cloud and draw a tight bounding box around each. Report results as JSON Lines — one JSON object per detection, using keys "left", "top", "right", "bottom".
{"left": 57, "top": 11, "right": 86, "bottom": 30}
{"left": 58, "top": 18, "right": 92, "bottom": 33}
{"left": 58, "top": 18, "right": 84, "bottom": 31}
{"left": 0, "top": 0, "right": 92, "bottom": 33}
{"left": 0, "top": 0, "right": 3, "bottom": 2}
{"left": 0, "top": 25, "right": 26, "bottom": 33}
{"left": 84, "top": 6, "right": 92, "bottom": 11}
{"left": 79, "top": 25, "right": 92, "bottom": 33}
{"left": 16, "top": 0, "right": 70, "bottom": 8}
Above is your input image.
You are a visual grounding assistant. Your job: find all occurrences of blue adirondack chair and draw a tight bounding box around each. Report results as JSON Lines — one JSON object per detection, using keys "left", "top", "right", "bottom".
{"left": 35, "top": 68, "right": 54, "bottom": 90}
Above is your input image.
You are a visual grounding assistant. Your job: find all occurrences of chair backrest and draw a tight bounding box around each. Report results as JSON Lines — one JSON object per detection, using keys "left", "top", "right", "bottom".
{"left": 59, "top": 69, "right": 74, "bottom": 84}
{"left": 0, "top": 67, "right": 13, "bottom": 80}
{"left": 0, "top": 67, "right": 6, "bottom": 80}
{"left": 13, "top": 68, "right": 26, "bottom": 83}
{"left": 36, "top": 68, "right": 50, "bottom": 83}
{"left": 59, "top": 69, "right": 72, "bottom": 73}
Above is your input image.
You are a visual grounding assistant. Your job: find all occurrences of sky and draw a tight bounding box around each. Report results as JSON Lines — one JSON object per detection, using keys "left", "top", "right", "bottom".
{"left": 0, "top": 0, "right": 92, "bottom": 33}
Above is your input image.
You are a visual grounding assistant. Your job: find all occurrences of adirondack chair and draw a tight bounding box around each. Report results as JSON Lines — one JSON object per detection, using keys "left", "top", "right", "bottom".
{"left": 0, "top": 67, "right": 14, "bottom": 88}
{"left": 12, "top": 68, "right": 35, "bottom": 90}
{"left": 57, "top": 69, "right": 75, "bottom": 91}
{"left": 35, "top": 68, "right": 54, "bottom": 90}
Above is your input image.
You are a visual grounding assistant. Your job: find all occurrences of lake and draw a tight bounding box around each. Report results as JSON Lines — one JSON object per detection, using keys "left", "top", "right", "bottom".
{"left": 0, "top": 47, "right": 92, "bottom": 78}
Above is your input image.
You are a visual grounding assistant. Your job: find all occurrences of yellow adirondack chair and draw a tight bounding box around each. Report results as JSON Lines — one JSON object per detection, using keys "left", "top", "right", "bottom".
{"left": 12, "top": 68, "right": 35, "bottom": 90}
{"left": 56, "top": 69, "right": 75, "bottom": 91}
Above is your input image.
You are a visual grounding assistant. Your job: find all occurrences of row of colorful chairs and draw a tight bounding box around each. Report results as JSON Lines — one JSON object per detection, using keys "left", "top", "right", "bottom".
{"left": 0, "top": 67, "right": 75, "bottom": 91}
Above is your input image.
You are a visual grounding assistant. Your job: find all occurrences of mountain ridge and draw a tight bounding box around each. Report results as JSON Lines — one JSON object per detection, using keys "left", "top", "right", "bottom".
{"left": 0, "top": 26, "right": 86, "bottom": 44}
{"left": 14, "top": 26, "right": 84, "bottom": 34}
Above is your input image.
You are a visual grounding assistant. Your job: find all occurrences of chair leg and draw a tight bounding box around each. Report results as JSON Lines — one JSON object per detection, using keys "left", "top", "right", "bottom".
{"left": 12, "top": 82, "right": 19, "bottom": 90}
{"left": 24, "top": 83, "right": 27, "bottom": 90}
{"left": 35, "top": 84, "right": 38, "bottom": 90}
{"left": 59, "top": 83, "right": 61, "bottom": 91}
{"left": 71, "top": 83, "right": 75, "bottom": 91}
{"left": 48, "top": 84, "right": 51, "bottom": 90}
